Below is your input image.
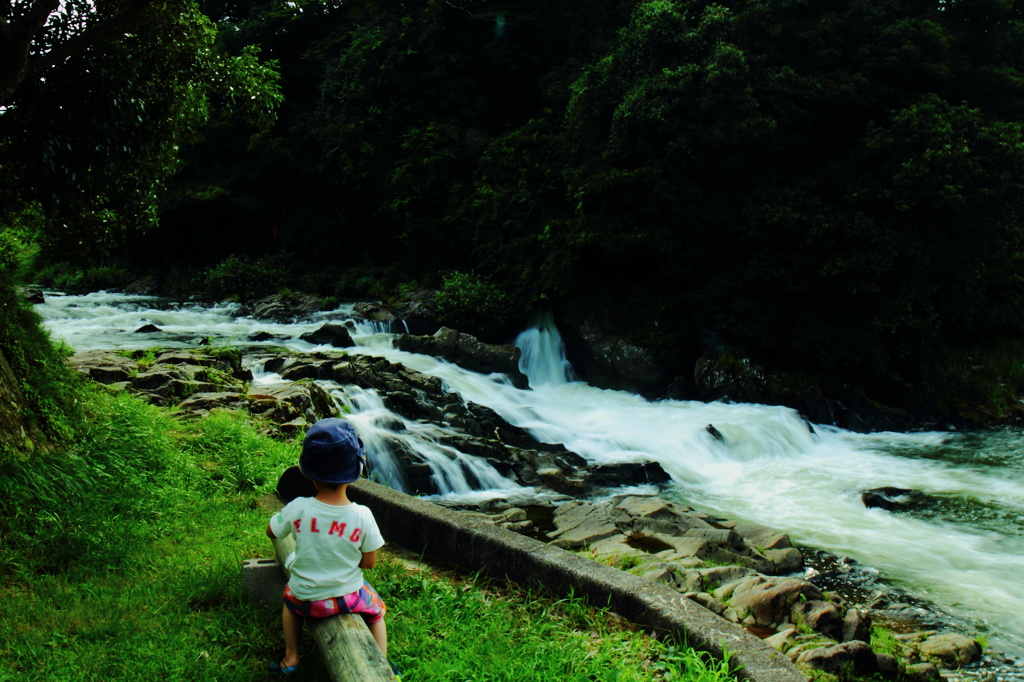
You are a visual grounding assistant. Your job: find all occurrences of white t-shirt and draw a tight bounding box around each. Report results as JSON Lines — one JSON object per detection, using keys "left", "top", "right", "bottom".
{"left": 269, "top": 497, "right": 385, "bottom": 601}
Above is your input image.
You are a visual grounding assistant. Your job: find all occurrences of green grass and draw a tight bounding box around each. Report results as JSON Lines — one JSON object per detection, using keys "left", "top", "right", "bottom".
{"left": 0, "top": 388, "right": 738, "bottom": 681}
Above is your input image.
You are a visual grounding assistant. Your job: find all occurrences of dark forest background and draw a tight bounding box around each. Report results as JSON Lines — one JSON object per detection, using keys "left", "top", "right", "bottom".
{"left": 5, "top": 0, "right": 1024, "bottom": 426}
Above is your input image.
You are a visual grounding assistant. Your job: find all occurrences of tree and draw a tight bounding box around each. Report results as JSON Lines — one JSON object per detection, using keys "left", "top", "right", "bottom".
{"left": 0, "top": 0, "right": 281, "bottom": 258}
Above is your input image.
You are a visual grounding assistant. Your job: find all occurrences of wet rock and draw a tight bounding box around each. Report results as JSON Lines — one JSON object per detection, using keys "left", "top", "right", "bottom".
{"left": 20, "top": 287, "right": 45, "bottom": 304}
{"left": 580, "top": 461, "right": 671, "bottom": 487}
{"left": 250, "top": 293, "right": 324, "bottom": 321}
{"left": 300, "top": 323, "right": 355, "bottom": 348}
{"left": 249, "top": 331, "right": 287, "bottom": 342}
{"left": 135, "top": 323, "right": 162, "bottom": 333}
{"left": 393, "top": 289, "right": 439, "bottom": 335}
{"left": 394, "top": 327, "right": 526, "bottom": 384}
{"left": 861, "top": 487, "right": 926, "bottom": 511}
{"left": 354, "top": 301, "right": 394, "bottom": 323}
{"left": 575, "top": 320, "right": 667, "bottom": 393}
{"left": 693, "top": 353, "right": 766, "bottom": 403}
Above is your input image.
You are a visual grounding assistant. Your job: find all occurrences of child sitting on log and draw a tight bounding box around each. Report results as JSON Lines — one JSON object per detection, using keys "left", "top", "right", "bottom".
{"left": 266, "top": 418, "right": 391, "bottom": 676}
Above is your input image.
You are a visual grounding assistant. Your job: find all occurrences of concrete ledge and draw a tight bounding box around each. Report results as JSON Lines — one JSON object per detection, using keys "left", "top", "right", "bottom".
{"left": 350, "top": 479, "right": 807, "bottom": 682}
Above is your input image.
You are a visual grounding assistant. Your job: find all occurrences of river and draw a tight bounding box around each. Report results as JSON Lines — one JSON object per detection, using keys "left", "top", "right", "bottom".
{"left": 34, "top": 291, "right": 1024, "bottom": 662}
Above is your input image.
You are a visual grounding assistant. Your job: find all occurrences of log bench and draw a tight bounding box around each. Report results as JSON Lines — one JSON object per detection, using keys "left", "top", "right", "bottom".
{"left": 243, "top": 535, "right": 396, "bottom": 681}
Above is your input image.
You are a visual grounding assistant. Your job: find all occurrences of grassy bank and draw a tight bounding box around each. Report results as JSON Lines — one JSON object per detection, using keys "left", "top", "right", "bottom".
{"left": 0, "top": 387, "right": 736, "bottom": 681}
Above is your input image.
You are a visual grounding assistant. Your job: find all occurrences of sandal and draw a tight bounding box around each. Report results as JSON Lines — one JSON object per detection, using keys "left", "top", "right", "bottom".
{"left": 267, "top": 649, "right": 300, "bottom": 676}
{"left": 389, "top": 660, "right": 402, "bottom": 681}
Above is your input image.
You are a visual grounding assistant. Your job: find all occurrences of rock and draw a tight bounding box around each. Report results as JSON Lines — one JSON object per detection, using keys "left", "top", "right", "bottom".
{"left": 65, "top": 350, "right": 136, "bottom": 383}
{"left": 693, "top": 353, "right": 766, "bottom": 403}
{"left": 300, "top": 323, "right": 355, "bottom": 348}
{"left": 842, "top": 608, "right": 872, "bottom": 642}
{"left": 875, "top": 653, "right": 901, "bottom": 678}
{"left": 135, "top": 323, "right": 162, "bottom": 333}
{"left": 791, "top": 599, "right": 843, "bottom": 640}
{"left": 917, "top": 633, "right": 981, "bottom": 667}
{"left": 245, "top": 380, "right": 338, "bottom": 427}
{"left": 765, "top": 548, "right": 804, "bottom": 574}
{"left": 354, "top": 301, "right": 395, "bottom": 323}
{"left": 583, "top": 461, "right": 671, "bottom": 487}
{"left": 575, "top": 320, "right": 667, "bottom": 393}
{"left": 861, "top": 487, "right": 926, "bottom": 511}
{"left": 20, "top": 287, "right": 45, "bottom": 304}
{"left": 250, "top": 293, "right": 324, "bottom": 321}
{"left": 904, "top": 662, "right": 942, "bottom": 682}
{"left": 393, "top": 290, "right": 439, "bottom": 335}
{"left": 249, "top": 331, "right": 287, "bottom": 342}
{"left": 394, "top": 327, "right": 526, "bottom": 383}
{"left": 176, "top": 392, "right": 246, "bottom": 416}
{"left": 764, "top": 625, "right": 797, "bottom": 651}
{"left": 728, "top": 576, "right": 823, "bottom": 627}
{"left": 797, "top": 640, "right": 877, "bottom": 676}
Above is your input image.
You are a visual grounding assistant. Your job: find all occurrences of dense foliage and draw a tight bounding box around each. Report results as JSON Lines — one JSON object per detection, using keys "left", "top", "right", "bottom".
{"left": 0, "top": 0, "right": 281, "bottom": 258}
{"left": 6, "top": 0, "right": 1024, "bottom": 412}
{"left": 152, "top": 0, "right": 1024, "bottom": 403}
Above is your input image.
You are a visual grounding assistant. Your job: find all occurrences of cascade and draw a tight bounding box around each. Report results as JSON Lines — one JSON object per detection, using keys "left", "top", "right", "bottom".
{"left": 33, "top": 290, "right": 1024, "bottom": 657}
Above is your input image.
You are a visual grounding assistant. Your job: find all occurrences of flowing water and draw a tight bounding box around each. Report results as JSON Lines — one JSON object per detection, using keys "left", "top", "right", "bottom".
{"left": 34, "top": 291, "right": 1024, "bottom": 660}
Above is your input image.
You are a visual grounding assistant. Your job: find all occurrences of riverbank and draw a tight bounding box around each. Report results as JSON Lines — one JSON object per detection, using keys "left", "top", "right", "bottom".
{"left": 25, "top": 288, "right": 1024, "bottom": 668}
{"left": 0, "top": 387, "right": 735, "bottom": 681}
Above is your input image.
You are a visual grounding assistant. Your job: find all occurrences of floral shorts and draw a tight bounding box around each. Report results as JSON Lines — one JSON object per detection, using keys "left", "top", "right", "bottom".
{"left": 284, "top": 581, "right": 387, "bottom": 624}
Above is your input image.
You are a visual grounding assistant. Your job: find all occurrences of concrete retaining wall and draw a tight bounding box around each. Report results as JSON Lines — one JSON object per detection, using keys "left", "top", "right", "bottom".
{"left": 349, "top": 479, "right": 807, "bottom": 682}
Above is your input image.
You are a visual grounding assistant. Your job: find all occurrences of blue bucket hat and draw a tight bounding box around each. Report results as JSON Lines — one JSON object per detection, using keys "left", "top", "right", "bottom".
{"left": 300, "top": 418, "right": 366, "bottom": 484}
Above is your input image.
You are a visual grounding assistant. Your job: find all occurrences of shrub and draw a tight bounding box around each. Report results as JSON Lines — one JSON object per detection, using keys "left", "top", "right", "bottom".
{"left": 201, "top": 253, "right": 292, "bottom": 301}
{"left": 433, "top": 271, "right": 512, "bottom": 341}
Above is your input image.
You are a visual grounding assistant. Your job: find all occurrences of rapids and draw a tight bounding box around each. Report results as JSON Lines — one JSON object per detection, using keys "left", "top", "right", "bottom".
{"left": 34, "top": 291, "right": 1024, "bottom": 659}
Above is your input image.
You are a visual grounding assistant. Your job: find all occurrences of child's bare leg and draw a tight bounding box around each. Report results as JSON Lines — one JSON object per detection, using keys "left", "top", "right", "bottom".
{"left": 280, "top": 604, "right": 302, "bottom": 668}
{"left": 368, "top": 617, "right": 388, "bottom": 659}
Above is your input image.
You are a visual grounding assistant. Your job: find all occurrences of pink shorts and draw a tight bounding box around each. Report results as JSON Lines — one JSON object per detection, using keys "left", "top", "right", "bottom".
{"left": 284, "top": 581, "right": 386, "bottom": 624}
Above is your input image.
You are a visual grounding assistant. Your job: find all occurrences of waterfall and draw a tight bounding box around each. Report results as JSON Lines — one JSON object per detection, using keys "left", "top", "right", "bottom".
{"left": 514, "top": 310, "right": 577, "bottom": 387}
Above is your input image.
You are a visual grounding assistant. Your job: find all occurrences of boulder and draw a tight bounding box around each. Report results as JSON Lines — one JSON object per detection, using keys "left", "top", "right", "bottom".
{"left": 245, "top": 380, "right": 338, "bottom": 427}
{"left": 791, "top": 600, "right": 843, "bottom": 640}
{"left": 728, "top": 576, "right": 823, "bottom": 627}
{"left": 797, "top": 640, "right": 877, "bottom": 676}
{"left": 861, "top": 487, "right": 927, "bottom": 511}
{"left": 393, "top": 289, "right": 439, "bottom": 335}
{"left": 300, "top": 323, "right": 355, "bottom": 348}
{"left": 20, "top": 287, "right": 45, "bottom": 304}
{"left": 574, "top": 320, "right": 667, "bottom": 393}
{"left": 693, "top": 353, "right": 766, "bottom": 403}
{"left": 917, "top": 633, "right": 981, "bottom": 667}
{"left": 842, "top": 608, "right": 872, "bottom": 643}
{"left": 394, "top": 327, "right": 526, "bottom": 383}
{"left": 135, "top": 323, "right": 162, "bottom": 333}
{"left": 249, "top": 293, "right": 324, "bottom": 321}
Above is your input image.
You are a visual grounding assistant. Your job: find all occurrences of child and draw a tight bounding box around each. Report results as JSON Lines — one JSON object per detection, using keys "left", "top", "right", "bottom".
{"left": 266, "top": 418, "right": 390, "bottom": 676}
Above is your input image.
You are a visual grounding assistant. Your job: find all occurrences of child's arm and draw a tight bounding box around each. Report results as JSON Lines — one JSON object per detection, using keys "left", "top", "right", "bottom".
{"left": 266, "top": 523, "right": 277, "bottom": 539}
{"left": 358, "top": 550, "right": 377, "bottom": 570}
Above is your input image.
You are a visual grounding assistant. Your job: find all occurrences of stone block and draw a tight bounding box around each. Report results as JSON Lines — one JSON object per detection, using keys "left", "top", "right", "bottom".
{"left": 242, "top": 557, "right": 285, "bottom": 603}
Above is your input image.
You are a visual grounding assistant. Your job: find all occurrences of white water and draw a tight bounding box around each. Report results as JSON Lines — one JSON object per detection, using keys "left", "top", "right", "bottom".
{"left": 35, "top": 291, "right": 1024, "bottom": 657}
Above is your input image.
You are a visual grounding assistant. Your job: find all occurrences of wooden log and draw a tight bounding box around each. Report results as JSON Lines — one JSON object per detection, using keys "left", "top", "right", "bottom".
{"left": 272, "top": 535, "right": 396, "bottom": 682}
